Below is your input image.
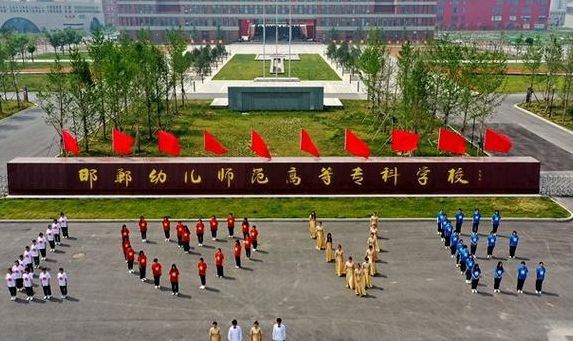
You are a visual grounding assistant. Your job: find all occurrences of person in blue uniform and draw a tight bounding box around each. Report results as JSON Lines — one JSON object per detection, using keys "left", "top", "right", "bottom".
{"left": 469, "top": 231, "right": 479, "bottom": 256}
{"left": 450, "top": 232, "right": 460, "bottom": 258}
{"left": 471, "top": 263, "right": 481, "bottom": 293}
{"left": 455, "top": 208, "right": 464, "bottom": 234}
{"left": 509, "top": 231, "right": 519, "bottom": 259}
{"left": 535, "top": 262, "right": 546, "bottom": 295}
{"left": 443, "top": 222, "right": 453, "bottom": 249}
{"left": 493, "top": 261, "right": 504, "bottom": 293}
{"left": 491, "top": 210, "right": 501, "bottom": 235}
{"left": 516, "top": 261, "right": 528, "bottom": 294}
{"left": 486, "top": 231, "right": 497, "bottom": 259}
{"left": 472, "top": 209, "right": 481, "bottom": 233}
{"left": 456, "top": 240, "right": 465, "bottom": 268}
{"left": 436, "top": 209, "right": 446, "bottom": 239}
{"left": 465, "top": 255, "right": 475, "bottom": 284}
{"left": 459, "top": 246, "right": 469, "bottom": 274}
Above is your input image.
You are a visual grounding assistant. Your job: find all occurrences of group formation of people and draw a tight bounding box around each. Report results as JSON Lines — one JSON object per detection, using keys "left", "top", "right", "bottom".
{"left": 208, "top": 318, "right": 287, "bottom": 341}
{"left": 309, "top": 211, "right": 381, "bottom": 298}
{"left": 437, "top": 208, "right": 547, "bottom": 295}
{"left": 5, "top": 213, "right": 70, "bottom": 301}
{"left": 120, "top": 214, "right": 263, "bottom": 295}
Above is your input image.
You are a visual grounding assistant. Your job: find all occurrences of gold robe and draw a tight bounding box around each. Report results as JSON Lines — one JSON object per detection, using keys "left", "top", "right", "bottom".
{"left": 370, "top": 225, "right": 379, "bottom": 239}
{"left": 370, "top": 215, "right": 379, "bottom": 228}
{"left": 209, "top": 326, "right": 221, "bottom": 341}
{"left": 362, "top": 261, "right": 372, "bottom": 288}
{"left": 366, "top": 249, "right": 377, "bottom": 276}
{"left": 309, "top": 216, "right": 317, "bottom": 239}
{"left": 367, "top": 236, "right": 379, "bottom": 261}
{"left": 335, "top": 249, "right": 345, "bottom": 276}
{"left": 315, "top": 225, "right": 326, "bottom": 250}
{"left": 249, "top": 326, "right": 262, "bottom": 341}
{"left": 325, "top": 241, "right": 334, "bottom": 262}
{"left": 354, "top": 268, "right": 366, "bottom": 297}
{"left": 345, "top": 261, "right": 355, "bottom": 289}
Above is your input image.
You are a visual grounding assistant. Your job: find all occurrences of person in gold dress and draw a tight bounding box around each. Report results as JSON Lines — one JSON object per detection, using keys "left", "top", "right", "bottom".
{"left": 345, "top": 257, "right": 355, "bottom": 289}
{"left": 335, "top": 244, "right": 345, "bottom": 276}
{"left": 365, "top": 245, "right": 377, "bottom": 276}
{"left": 354, "top": 264, "right": 367, "bottom": 297}
{"left": 369, "top": 223, "right": 379, "bottom": 240}
{"left": 325, "top": 233, "right": 334, "bottom": 262}
{"left": 369, "top": 212, "right": 379, "bottom": 228}
{"left": 367, "top": 233, "right": 379, "bottom": 261}
{"left": 362, "top": 256, "right": 372, "bottom": 289}
{"left": 209, "top": 321, "right": 221, "bottom": 341}
{"left": 315, "top": 221, "right": 326, "bottom": 250}
{"left": 308, "top": 211, "right": 317, "bottom": 239}
{"left": 249, "top": 320, "right": 262, "bottom": 341}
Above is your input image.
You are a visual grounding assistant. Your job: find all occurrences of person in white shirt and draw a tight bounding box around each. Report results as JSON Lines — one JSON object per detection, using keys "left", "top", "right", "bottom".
{"left": 30, "top": 240, "right": 40, "bottom": 268}
{"left": 22, "top": 247, "right": 33, "bottom": 274}
{"left": 11, "top": 261, "right": 23, "bottom": 292}
{"left": 227, "top": 319, "right": 242, "bottom": 341}
{"left": 57, "top": 268, "right": 68, "bottom": 299}
{"left": 37, "top": 233, "right": 47, "bottom": 260}
{"left": 22, "top": 269, "right": 34, "bottom": 301}
{"left": 46, "top": 225, "right": 56, "bottom": 252}
{"left": 272, "top": 318, "right": 287, "bottom": 341}
{"left": 6, "top": 268, "right": 16, "bottom": 301}
{"left": 59, "top": 212, "right": 69, "bottom": 239}
{"left": 51, "top": 219, "right": 61, "bottom": 246}
{"left": 39, "top": 268, "right": 52, "bottom": 300}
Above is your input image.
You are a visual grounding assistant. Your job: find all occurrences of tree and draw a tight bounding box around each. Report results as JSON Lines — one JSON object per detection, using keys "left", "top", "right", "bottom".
{"left": 543, "top": 36, "right": 562, "bottom": 117}
{"left": 560, "top": 38, "right": 573, "bottom": 122}
{"left": 4, "top": 33, "right": 23, "bottom": 107}
{"left": 26, "top": 43, "right": 36, "bottom": 62}
{"left": 69, "top": 48, "right": 96, "bottom": 152}
{"left": 167, "top": 28, "right": 188, "bottom": 108}
{"left": 326, "top": 41, "right": 336, "bottom": 60}
{"left": 523, "top": 39, "right": 543, "bottom": 90}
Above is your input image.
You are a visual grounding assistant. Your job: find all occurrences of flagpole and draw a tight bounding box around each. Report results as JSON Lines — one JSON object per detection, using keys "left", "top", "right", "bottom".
{"left": 288, "top": 0, "right": 292, "bottom": 78}
{"left": 275, "top": 0, "right": 278, "bottom": 79}
{"left": 263, "top": 0, "right": 266, "bottom": 78}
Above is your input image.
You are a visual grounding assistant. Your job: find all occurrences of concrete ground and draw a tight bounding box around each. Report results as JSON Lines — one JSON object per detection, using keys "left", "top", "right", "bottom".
{"left": 0, "top": 220, "right": 571, "bottom": 340}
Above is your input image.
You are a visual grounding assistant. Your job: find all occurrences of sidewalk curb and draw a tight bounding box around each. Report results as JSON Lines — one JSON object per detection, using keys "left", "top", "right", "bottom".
{"left": 513, "top": 104, "right": 573, "bottom": 136}
{"left": 0, "top": 104, "right": 38, "bottom": 125}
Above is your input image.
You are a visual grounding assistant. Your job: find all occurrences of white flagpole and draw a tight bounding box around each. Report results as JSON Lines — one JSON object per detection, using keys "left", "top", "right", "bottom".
{"left": 263, "top": 0, "right": 266, "bottom": 78}
{"left": 288, "top": 0, "right": 292, "bottom": 78}
{"left": 275, "top": 0, "right": 278, "bottom": 78}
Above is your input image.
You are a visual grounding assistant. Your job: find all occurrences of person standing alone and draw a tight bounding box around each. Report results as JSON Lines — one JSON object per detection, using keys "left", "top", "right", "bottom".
{"left": 535, "top": 262, "right": 546, "bottom": 295}
{"left": 272, "top": 318, "right": 287, "bottom": 341}
{"left": 139, "top": 216, "right": 148, "bottom": 243}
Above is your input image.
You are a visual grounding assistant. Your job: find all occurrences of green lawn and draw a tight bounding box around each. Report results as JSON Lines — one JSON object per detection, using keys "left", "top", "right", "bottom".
{"left": 0, "top": 100, "right": 34, "bottom": 120}
{"left": 213, "top": 54, "right": 340, "bottom": 81}
{"left": 0, "top": 197, "right": 567, "bottom": 219}
{"left": 16, "top": 74, "right": 52, "bottom": 91}
{"left": 498, "top": 75, "right": 565, "bottom": 93}
{"left": 20, "top": 61, "right": 73, "bottom": 69}
{"left": 33, "top": 51, "right": 90, "bottom": 60}
{"left": 519, "top": 102, "right": 573, "bottom": 131}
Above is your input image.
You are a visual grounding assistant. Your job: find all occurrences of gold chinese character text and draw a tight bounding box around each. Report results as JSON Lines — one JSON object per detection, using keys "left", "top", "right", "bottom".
{"left": 380, "top": 167, "right": 399, "bottom": 186}
{"left": 217, "top": 168, "right": 235, "bottom": 188}
{"left": 184, "top": 169, "right": 202, "bottom": 184}
{"left": 78, "top": 168, "right": 98, "bottom": 189}
{"left": 114, "top": 168, "right": 132, "bottom": 188}
{"left": 319, "top": 167, "right": 333, "bottom": 186}
{"left": 287, "top": 167, "right": 302, "bottom": 186}
{"left": 416, "top": 166, "right": 431, "bottom": 186}
{"left": 251, "top": 168, "right": 269, "bottom": 184}
{"left": 351, "top": 167, "right": 364, "bottom": 185}
{"left": 447, "top": 168, "right": 469, "bottom": 185}
{"left": 149, "top": 169, "right": 167, "bottom": 185}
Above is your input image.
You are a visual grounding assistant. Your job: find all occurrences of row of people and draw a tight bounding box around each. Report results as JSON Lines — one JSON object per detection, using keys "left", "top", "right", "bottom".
{"left": 6, "top": 267, "right": 69, "bottom": 301}
{"left": 210, "top": 318, "right": 287, "bottom": 341}
{"left": 437, "top": 208, "right": 501, "bottom": 236}
{"left": 444, "top": 227, "right": 521, "bottom": 260}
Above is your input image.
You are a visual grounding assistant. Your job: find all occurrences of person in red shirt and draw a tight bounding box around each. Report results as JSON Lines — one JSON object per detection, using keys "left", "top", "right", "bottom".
{"left": 250, "top": 225, "right": 259, "bottom": 252}
{"left": 196, "top": 219, "right": 205, "bottom": 247}
{"left": 176, "top": 221, "right": 184, "bottom": 248}
{"left": 121, "top": 224, "right": 130, "bottom": 241}
{"left": 151, "top": 258, "right": 162, "bottom": 289}
{"left": 138, "top": 250, "right": 147, "bottom": 282}
{"left": 244, "top": 235, "right": 252, "bottom": 259}
{"left": 182, "top": 225, "right": 191, "bottom": 253}
{"left": 126, "top": 247, "right": 135, "bottom": 273}
{"left": 227, "top": 213, "right": 235, "bottom": 238}
{"left": 198, "top": 258, "right": 207, "bottom": 289}
{"left": 169, "top": 264, "right": 179, "bottom": 296}
{"left": 215, "top": 248, "right": 224, "bottom": 278}
{"left": 241, "top": 218, "right": 250, "bottom": 239}
{"left": 162, "top": 216, "right": 171, "bottom": 242}
{"left": 122, "top": 239, "right": 131, "bottom": 262}
{"left": 234, "top": 240, "right": 242, "bottom": 269}
{"left": 139, "top": 216, "right": 148, "bottom": 243}
{"left": 210, "top": 215, "right": 219, "bottom": 241}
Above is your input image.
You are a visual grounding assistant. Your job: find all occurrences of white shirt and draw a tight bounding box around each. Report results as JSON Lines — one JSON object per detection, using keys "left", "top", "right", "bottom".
{"left": 227, "top": 325, "right": 242, "bottom": 341}
{"left": 46, "top": 229, "right": 55, "bottom": 241}
{"left": 51, "top": 223, "right": 60, "bottom": 234}
{"left": 39, "top": 272, "right": 51, "bottom": 286}
{"left": 23, "top": 251, "right": 32, "bottom": 265}
{"left": 57, "top": 272, "right": 68, "bottom": 286}
{"left": 30, "top": 245, "right": 39, "bottom": 257}
{"left": 23, "top": 273, "right": 33, "bottom": 287}
{"left": 37, "top": 236, "right": 46, "bottom": 249}
{"left": 11, "top": 265, "right": 21, "bottom": 279}
{"left": 5, "top": 273, "right": 15, "bottom": 287}
{"left": 272, "top": 323, "right": 287, "bottom": 341}
{"left": 58, "top": 216, "right": 68, "bottom": 228}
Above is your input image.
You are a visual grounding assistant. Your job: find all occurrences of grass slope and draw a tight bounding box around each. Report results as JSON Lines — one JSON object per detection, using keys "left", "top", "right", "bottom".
{"left": 0, "top": 100, "right": 34, "bottom": 120}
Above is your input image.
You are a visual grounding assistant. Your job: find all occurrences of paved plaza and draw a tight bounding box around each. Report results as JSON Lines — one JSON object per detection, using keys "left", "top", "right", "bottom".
{"left": 0, "top": 220, "right": 571, "bottom": 340}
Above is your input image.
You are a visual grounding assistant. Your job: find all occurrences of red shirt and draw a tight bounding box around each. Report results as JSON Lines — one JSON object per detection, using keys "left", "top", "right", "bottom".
{"left": 227, "top": 216, "right": 235, "bottom": 228}
{"left": 215, "top": 251, "right": 224, "bottom": 266}
{"left": 151, "top": 262, "right": 162, "bottom": 276}
{"left": 162, "top": 219, "right": 170, "bottom": 231}
{"left": 182, "top": 229, "right": 190, "bottom": 242}
{"left": 196, "top": 222, "right": 205, "bottom": 235}
{"left": 210, "top": 217, "right": 218, "bottom": 231}
{"left": 122, "top": 240, "right": 131, "bottom": 252}
{"left": 138, "top": 255, "right": 147, "bottom": 267}
{"left": 139, "top": 219, "right": 148, "bottom": 232}
{"left": 121, "top": 227, "right": 129, "bottom": 238}
{"left": 176, "top": 223, "right": 184, "bottom": 237}
{"left": 234, "top": 244, "right": 241, "bottom": 257}
{"left": 169, "top": 269, "right": 179, "bottom": 282}
{"left": 250, "top": 228, "right": 259, "bottom": 240}
{"left": 242, "top": 222, "right": 249, "bottom": 234}
{"left": 244, "top": 237, "right": 252, "bottom": 249}
{"left": 127, "top": 248, "right": 135, "bottom": 261}
{"left": 198, "top": 262, "right": 207, "bottom": 276}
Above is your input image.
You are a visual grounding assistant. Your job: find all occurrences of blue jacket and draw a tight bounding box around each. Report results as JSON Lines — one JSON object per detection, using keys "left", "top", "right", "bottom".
{"left": 472, "top": 268, "right": 481, "bottom": 280}
{"left": 473, "top": 212, "right": 481, "bottom": 224}
{"left": 437, "top": 212, "right": 445, "bottom": 224}
{"left": 487, "top": 234, "right": 497, "bottom": 247}
{"left": 457, "top": 243, "right": 465, "bottom": 255}
{"left": 469, "top": 233, "right": 479, "bottom": 245}
{"left": 451, "top": 234, "right": 460, "bottom": 247}
{"left": 509, "top": 234, "right": 519, "bottom": 247}
{"left": 460, "top": 248, "right": 469, "bottom": 262}
{"left": 492, "top": 213, "right": 501, "bottom": 226}
{"left": 444, "top": 224, "right": 453, "bottom": 237}
{"left": 517, "top": 265, "right": 529, "bottom": 280}
{"left": 455, "top": 212, "right": 464, "bottom": 224}
{"left": 494, "top": 266, "right": 504, "bottom": 279}
{"left": 536, "top": 266, "right": 546, "bottom": 280}
{"left": 465, "top": 257, "right": 475, "bottom": 270}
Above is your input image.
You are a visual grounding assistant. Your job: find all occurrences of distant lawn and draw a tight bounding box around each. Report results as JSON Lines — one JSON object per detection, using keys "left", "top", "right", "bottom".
{"left": 0, "top": 100, "right": 34, "bottom": 120}
{"left": 498, "top": 74, "right": 565, "bottom": 93}
{"left": 16, "top": 74, "right": 72, "bottom": 92}
{"left": 20, "top": 61, "right": 73, "bottom": 69}
{"left": 33, "top": 51, "right": 90, "bottom": 60}
{"left": 213, "top": 54, "right": 340, "bottom": 81}
{"left": 519, "top": 101, "right": 573, "bottom": 132}
{"left": 0, "top": 197, "right": 567, "bottom": 219}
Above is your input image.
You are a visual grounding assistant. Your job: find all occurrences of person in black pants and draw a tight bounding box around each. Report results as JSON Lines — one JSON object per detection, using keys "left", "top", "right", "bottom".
{"left": 471, "top": 263, "right": 481, "bottom": 293}
{"left": 493, "top": 262, "right": 504, "bottom": 293}
{"left": 169, "top": 264, "right": 179, "bottom": 296}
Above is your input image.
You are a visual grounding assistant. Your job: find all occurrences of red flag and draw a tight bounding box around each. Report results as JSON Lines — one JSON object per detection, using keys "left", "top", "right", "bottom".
{"left": 112, "top": 128, "right": 134, "bottom": 155}
{"left": 203, "top": 129, "right": 228, "bottom": 155}
{"left": 344, "top": 129, "right": 370, "bottom": 159}
{"left": 484, "top": 128, "right": 512, "bottom": 153}
{"left": 391, "top": 129, "right": 419, "bottom": 153}
{"left": 438, "top": 128, "right": 466, "bottom": 155}
{"left": 300, "top": 128, "right": 320, "bottom": 157}
{"left": 250, "top": 130, "right": 271, "bottom": 159}
{"left": 157, "top": 130, "right": 181, "bottom": 156}
{"left": 62, "top": 129, "right": 80, "bottom": 155}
